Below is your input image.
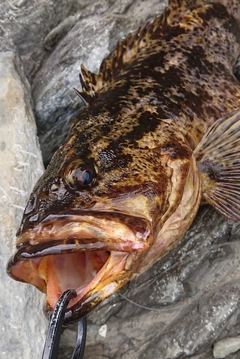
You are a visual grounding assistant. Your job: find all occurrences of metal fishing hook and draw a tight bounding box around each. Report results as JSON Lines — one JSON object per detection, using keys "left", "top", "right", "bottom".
{"left": 41, "top": 289, "right": 87, "bottom": 359}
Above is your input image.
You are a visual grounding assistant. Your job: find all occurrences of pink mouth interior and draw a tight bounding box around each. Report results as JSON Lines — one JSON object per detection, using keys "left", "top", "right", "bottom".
{"left": 37, "top": 251, "right": 110, "bottom": 309}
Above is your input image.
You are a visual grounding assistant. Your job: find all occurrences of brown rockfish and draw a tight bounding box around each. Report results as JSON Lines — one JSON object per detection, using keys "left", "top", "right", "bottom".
{"left": 7, "top": 0, "right": 240, "bottom": 324}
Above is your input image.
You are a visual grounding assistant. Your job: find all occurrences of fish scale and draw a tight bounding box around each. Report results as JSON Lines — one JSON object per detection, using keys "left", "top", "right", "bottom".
{"left": 7, "top": 0, "right": 240, "bottom": 324}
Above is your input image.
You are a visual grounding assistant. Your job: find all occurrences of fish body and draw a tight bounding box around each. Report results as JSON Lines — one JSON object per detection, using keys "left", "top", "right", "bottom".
{"left": 7, "top": 0, "right": 240, "bottom": 323}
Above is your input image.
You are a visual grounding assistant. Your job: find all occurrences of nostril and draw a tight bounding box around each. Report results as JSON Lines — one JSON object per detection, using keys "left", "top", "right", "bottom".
{"left": 49, "top": 183, "right": 60, "bottom": 201}
{"left": 50, "top": 183, "right": 59, "bottom": 192}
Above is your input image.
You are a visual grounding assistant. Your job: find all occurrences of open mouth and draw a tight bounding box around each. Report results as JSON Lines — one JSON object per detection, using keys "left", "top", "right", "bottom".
{"left": 7, "top": 212, "right": 151, "bottom": 323}
{"left": 39, "top": 251, "right": 112, "bottom": 309}
{"left": 39, "top": 250, "right": 130, "bottom": 319}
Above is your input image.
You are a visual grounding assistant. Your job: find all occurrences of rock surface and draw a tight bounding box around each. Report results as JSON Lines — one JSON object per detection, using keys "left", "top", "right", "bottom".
{"left": 213, "top": 337, "right": 240, "bottom": 358}
{"left": 0, "top": 52, "right": 45, "bottom": 359}
{"left": 1, "top": 1, "right": 240, "bottom": 359}
{"left": 0, "top": 0, "right": 76, "bottom": 81}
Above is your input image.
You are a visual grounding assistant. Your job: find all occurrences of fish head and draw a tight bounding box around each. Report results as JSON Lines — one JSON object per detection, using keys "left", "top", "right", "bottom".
{"left": 7, "top": 111, "right": 201, "bottom": 324}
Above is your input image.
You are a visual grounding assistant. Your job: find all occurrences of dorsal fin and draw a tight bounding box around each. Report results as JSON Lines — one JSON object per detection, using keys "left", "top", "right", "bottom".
{"left": 168, "top": 0, "right": 202, "bottom": 7}
{"left": 77, "top": 0, "right": 206, "bottom": 103}
{"left": 77, "top": 0, "right": 239, "bottom": 104}
{"left": 78, "top": 15, "right": 168, "bottom": 103}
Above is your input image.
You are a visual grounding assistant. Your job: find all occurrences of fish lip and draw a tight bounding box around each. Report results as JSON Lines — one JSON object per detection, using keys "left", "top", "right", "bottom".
{"left": 15, "top": 210, "right": 152, "bottom": 255}
{"left": 7, "top": 211, "right": 151, "bottom": 322}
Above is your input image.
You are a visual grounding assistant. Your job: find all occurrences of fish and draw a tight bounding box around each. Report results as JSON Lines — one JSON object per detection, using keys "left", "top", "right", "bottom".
{"left": 7, "top": 0, "right": 240, "bottom": 324}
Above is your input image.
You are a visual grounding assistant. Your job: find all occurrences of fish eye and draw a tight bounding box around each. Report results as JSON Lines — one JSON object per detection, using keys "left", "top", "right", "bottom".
{"left": 74, "top": 167, "right": 95, "bottom": 186}
{"left": 65, "top": 161, "right": 97, "bottom": 189}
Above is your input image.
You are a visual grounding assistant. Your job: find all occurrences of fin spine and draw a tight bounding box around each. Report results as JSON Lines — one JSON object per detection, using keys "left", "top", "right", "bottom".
{"left": 77, "top": 14, "right": 167, "bottom": 103}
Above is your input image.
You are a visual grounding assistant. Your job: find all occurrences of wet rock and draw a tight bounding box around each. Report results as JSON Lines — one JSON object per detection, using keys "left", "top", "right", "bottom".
{"left": 213, "top": 337, "right": 240, "bottom": 358}
{"left": 0, "top": 0, "right": 77, "bottom": 81}
{"left": 0, "top": 52, "right": 46, "bottom": 358}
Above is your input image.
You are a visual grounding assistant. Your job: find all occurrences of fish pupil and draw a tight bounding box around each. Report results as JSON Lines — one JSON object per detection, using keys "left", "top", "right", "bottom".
{"left": 81, "top": 170, "right": 93, "bottom": 185}
{"left": 74, "top": 167, "right": 95, "bottom": 187}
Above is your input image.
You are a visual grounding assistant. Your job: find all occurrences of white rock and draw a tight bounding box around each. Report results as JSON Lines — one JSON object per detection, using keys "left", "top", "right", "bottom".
{"left": 0, "top": 52, "right": 46, "bottom": 359}
{"left": 213, "top": 337, "right": 240, "bottom": 358}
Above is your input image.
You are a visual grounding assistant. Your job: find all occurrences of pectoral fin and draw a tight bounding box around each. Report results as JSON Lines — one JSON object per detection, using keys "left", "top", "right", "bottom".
{"left": 193, "top": 110, "right": 240, "bottom": 221}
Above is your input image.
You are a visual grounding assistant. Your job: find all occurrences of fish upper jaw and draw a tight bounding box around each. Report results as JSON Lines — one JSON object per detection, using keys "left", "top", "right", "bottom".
{"left": 16, "top": 210, "right": 151, "bottom": 251}
{"left": 7, "top": 212, "right": 152, "bottom": 323}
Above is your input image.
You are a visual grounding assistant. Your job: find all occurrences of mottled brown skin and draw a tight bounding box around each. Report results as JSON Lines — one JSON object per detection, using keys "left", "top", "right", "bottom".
{"left": 7, "top": 0, "right": 240, "bottom": 323}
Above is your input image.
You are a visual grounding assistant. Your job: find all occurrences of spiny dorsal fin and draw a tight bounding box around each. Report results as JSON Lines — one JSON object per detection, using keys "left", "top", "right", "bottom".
{"left": 78, "top": 14, "right": 170, "bottom": 103}
{"left": 78, "top": 0, "right": 237, "bottom": 104}
{"left": 168, "top": 0, "right": 203, "bottom": 7}
{"left": 78, "top": 0, "right": 204, "bottom": 103}
{"left": 194, "top": 110, "right": 240, "bottom": 221}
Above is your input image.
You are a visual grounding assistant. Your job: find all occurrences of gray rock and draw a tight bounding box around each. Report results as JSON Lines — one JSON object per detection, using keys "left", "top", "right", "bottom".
{"left": 213, "top": 337, "right": 240, "bottom": 358}
{"left": 0, "top": 0, "right": 77, "bottom": 81}
{"left": 0, "top": 52, "right": 46, "bottom": 359}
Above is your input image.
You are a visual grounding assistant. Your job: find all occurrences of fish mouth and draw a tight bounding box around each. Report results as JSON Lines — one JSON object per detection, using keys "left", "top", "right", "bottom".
{"left": 7, "top": 211, "right": 151, "bottom": 324}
